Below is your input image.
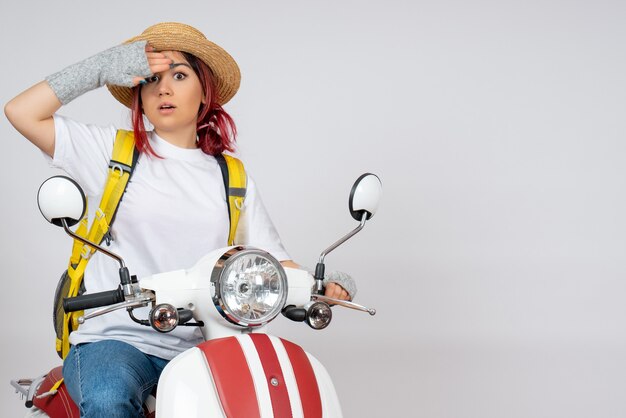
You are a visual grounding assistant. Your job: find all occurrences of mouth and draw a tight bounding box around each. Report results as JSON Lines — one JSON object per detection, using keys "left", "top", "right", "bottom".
{"left": 158, "top": 103, "right": 176, "bottom": 114}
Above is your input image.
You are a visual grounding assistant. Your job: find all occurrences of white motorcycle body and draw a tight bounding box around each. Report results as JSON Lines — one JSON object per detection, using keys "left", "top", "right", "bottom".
{"left": 21, "top": 259, "right": 343, "bottom": 418}
{"left": 140, "top": 256, "right": 343, "bottom": 417}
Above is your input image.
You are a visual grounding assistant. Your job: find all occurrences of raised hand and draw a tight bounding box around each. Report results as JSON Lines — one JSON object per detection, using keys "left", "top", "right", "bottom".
{"left": 132, "top": 44, "right": 173, "bottom": 86}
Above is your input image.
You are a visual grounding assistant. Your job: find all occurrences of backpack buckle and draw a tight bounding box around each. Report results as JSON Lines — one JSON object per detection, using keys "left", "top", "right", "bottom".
{"left": 94, "top": 208, "right": 110, "bottom": 232}
{"left": 104, "top": 231, "right": 113, "bottom": 246}
{"left": 79, "top": 209, "right": 108, "bottom": 259}
{"left": 110, "top": 163, "right": 125, "bottom": 177}
{"left": 80, "top": 244, "right": 94, "bottom": 260}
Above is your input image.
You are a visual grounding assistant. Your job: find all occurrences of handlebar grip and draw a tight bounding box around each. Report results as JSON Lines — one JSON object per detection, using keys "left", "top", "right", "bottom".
{"left": 63, "top": 287, "right": 125, "bottom": 313}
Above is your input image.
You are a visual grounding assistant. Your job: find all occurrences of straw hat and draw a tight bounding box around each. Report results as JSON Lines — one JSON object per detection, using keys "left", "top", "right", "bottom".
{"left": 107, "top": 22, "right": 241, "bottom": 107}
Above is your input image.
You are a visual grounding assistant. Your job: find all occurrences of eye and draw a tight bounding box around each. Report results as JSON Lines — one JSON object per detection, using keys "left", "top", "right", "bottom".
{"left": 173, "top": 72, "right": 187, "bottom": 81}
{"left": 145, "top": 75, "right": 160, "bottom": 83}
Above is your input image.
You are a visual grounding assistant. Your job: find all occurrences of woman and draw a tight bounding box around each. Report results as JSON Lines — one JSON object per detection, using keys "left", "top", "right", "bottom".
{"left": 5, "top": 22, "right": 355, "bottom": 417}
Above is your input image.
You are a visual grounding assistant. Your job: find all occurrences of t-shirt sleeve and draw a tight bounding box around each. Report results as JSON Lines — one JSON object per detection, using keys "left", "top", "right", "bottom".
{"left": 47, "top": 114, "right": 117, "bottom": 197}
{"left": 236, "top": 175, "right": 291, "bottom": 261}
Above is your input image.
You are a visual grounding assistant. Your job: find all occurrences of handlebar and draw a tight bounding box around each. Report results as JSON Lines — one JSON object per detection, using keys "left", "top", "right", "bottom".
{"left": 63, "top": 287, "right": 125, "bottom": 313}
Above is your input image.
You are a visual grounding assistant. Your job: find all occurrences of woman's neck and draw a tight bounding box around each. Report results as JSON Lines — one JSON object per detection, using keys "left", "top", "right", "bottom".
{"left": 154, "top": 125, "right": 198, "bottom": 149}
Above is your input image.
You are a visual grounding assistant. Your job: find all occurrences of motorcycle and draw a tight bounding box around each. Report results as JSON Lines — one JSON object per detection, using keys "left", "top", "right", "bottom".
{"left": 11, "top": 173, "right": 382, "bottom": 417}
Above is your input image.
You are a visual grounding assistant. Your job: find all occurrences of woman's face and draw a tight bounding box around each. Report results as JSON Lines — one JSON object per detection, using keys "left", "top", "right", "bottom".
{"left": 140, "top": 51, "right": 204, "bottom": 137}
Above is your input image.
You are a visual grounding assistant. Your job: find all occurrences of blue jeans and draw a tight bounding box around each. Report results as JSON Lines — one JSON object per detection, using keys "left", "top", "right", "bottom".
{"left": 63, "top": 340, "right": 169, "bottom": 418}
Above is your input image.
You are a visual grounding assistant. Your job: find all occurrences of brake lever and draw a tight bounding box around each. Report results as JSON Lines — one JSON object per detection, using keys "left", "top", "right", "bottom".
{"left": 311, "top": 294, "right": 376, "bottom": 315}
{"left": 77, "top": 294, "right": 153, "bottom": 324}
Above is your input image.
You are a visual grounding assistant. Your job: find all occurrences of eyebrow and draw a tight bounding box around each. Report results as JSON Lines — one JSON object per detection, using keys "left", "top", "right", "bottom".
{"left": 169, "top": 63, "right": 193, "bottom": 70}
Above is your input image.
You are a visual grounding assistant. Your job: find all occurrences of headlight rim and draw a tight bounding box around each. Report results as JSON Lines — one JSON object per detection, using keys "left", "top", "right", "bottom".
{"left": 211, "top": 246, "right": 288, "bottom": 328}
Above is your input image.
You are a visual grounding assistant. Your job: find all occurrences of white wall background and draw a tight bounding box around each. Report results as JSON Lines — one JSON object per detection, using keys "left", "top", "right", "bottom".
{"left": 2, "top": 1, "right": 626, "bottom": 417}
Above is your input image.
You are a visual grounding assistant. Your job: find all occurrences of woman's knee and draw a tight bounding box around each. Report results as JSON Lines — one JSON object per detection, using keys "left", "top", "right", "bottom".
{"left": 81, "top": 387, "right": 144, "bottom": 417}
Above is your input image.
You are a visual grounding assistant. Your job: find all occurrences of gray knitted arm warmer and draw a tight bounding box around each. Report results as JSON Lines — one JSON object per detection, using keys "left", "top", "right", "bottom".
{"left": 46, "top": 41, "right": 151, "bottom": 104}
{"left": 323, "top": 271, "right": 358, "bottom": 300}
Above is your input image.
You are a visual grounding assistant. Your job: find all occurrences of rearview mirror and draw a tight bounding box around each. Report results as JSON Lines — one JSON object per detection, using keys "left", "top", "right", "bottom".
{"left": 349, "top": 173, "right": 382, "bottom": 221}
{"left": 37, "top": 176, "right": 86, "bottom": 227}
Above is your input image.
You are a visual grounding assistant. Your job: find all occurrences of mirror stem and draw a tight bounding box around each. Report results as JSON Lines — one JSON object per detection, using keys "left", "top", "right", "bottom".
{"left": 61, "top": 219, "right": 134, "bottom": 296}
{"left": 318, "top": 212, "right": 368, "bottom": 264}
{"left": 61, "top": 219, "right": 126, "bottom": 268}
{"left": 314, "top": 212, "right": 368, "bottom": 294}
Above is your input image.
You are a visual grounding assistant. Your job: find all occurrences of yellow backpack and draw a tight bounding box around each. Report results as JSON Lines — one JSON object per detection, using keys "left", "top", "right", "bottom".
{"left": 54, "top": 129, "right": 247, "bottom": 359}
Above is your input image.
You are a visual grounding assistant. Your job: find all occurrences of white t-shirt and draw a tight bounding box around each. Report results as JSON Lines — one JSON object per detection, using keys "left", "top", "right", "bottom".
{"left": 49, "top": 115, "right": 290, "bottom": 360}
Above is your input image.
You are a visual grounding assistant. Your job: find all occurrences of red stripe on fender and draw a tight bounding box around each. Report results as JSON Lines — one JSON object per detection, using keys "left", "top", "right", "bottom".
{"left": 281, "top": 338, "right": 322, "bottom": 418}
{"left": 199, "top": 337, "right": 261, "bottom": 418}
{"left": 250, "top": 333, "right": 293, "bottom": 417}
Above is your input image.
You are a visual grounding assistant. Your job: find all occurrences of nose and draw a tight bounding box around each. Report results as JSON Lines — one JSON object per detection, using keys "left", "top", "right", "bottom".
{"left": 157, "top": 78, "right": 172, "bottom": 96}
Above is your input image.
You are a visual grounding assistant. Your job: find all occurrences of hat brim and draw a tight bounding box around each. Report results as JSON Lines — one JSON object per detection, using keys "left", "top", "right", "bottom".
{"left": 107, "top": 22, "right": 240, "bottom": 108}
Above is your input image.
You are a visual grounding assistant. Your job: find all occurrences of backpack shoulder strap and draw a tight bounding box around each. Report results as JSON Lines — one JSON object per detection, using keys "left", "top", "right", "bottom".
{"left": 69, "top": 129, "right": 138, "bottom": 261}
{"left": 60, "top": 129, "right": 139, "bottom": 359}
{"left": 216, "top": 154, "right": 247, "bottom": 246}
{"left": 84, "top": 129, "right": 139, "bottom": 250}
{"left": 100, "top": 129, "right": 140, "bottom": 239}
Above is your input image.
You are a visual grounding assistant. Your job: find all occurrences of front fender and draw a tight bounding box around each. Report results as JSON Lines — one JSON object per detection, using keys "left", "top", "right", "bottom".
{"left": 156, "top": 334, "right": 342, "bottom": 418}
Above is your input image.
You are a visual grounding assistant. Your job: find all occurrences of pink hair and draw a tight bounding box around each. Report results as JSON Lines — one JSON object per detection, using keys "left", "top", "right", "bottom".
{"left": 130, "top": 52, "right": 237, "bottom": 157}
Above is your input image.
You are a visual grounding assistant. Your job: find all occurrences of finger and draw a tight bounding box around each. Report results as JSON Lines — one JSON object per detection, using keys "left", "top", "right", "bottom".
{"left": 340, "top": 289, "right": 349, "bottom": 301}
{"left": 131, "top": 76, "right": 145, "bottom": 86}
{"left": 145, "top": 43, "right": 155, "bottom": 52}
{"left": 324, "top": 283, "right": 336, "bottom": 298}
{"left": 149, "top": 63, "right": 172, "bottom": 74}
{"left": 146, "top": 56, "right": 172, "bottom": 72}
{"left": 327, "top": 283, "right": 342, "bottom": 299}
{"left": 147, "top": 58, "right": 173, "bottom": 67}
{"left": 146, "top": 52, "right": 171, "bottom": 61}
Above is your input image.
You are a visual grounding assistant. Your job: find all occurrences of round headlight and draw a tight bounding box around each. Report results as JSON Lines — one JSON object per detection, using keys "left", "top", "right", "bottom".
{"left": 212, "top": 247, "right": 288, "bottom": 327}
